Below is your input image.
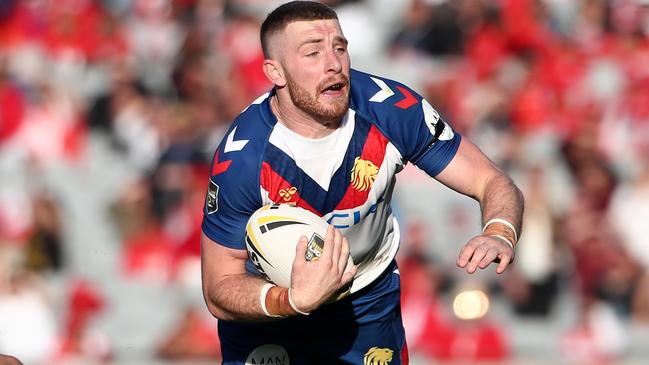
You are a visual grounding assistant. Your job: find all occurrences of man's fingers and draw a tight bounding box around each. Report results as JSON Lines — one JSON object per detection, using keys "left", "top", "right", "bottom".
{"left": 338, "top": 236, "right": 350, "bottom": 273}
{"left": 495, "top": 253, "right": 512, "bottom": 274}
{"left": 341, "top": 264, "right": 357, "bottom": 285}
{"left": 479, "top": 248, "right": 500, "bottom": 269}
{"left": 331, "top": 228, "right": 342, "bottom": 267}
{"left": 458, "top": 235, "right": 516, "bottom": 274}
{"left": 295, "top": 235, "right": 308, "bottom": 263}
{"left": 457, "top": 240, "right": 479, "bottom": 268}
{"left": 465, "top": 241, "right": 489, "bottom": 273}
{"left": 291, "top": 235, "right": 309, "bottom": 275}
{"left": 322, "top": 225, "right": 335, "bottom": 261}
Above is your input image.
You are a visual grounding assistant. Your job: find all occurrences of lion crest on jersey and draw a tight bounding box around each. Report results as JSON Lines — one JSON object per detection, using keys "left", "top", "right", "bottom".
{"left": 351, "top": 157, "right": 378, "bottom": 192}
{"left": 363, "top": 347, "right": 393, "bottom": 365}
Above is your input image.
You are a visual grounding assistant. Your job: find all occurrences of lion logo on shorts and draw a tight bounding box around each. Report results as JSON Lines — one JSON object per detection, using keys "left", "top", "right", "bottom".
{"left": 351, "top": 157, "right": 378, "bottom": 192}
{"left": 363, "top": 347, "right": 393, "bottom": 365}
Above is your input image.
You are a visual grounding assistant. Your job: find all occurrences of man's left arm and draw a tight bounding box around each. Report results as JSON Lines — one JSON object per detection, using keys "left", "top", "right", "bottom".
{"left": 434, "top": 137, "right": 524, "bottom": 274}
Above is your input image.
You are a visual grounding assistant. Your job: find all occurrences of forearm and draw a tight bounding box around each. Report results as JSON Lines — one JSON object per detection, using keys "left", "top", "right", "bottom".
{"left": 436, "top": 139, "right": 524, "bottom": 235}
{"left": 438, "top": 139, "right": 523, "bottom": 273}
{"left": 203, "top": 273, "right": 269, "bottom": 321}
{"left": 479, "top": 173, "right": 524, "bottom": 238}
{"left": 201, "top": 235, "right": 306, "bottom": 321}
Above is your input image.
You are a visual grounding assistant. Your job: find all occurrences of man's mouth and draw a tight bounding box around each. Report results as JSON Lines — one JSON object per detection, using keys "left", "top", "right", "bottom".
{"left": 324, "top": 82, "right": 344, "bottom": 91}
{"left": 320, "top": 80, "right": 347, "bottom": 95}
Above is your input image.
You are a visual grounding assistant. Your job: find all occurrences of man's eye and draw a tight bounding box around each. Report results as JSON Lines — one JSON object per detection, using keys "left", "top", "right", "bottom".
{"left": 306, "top": 51, "right": 319, "bottom": 57}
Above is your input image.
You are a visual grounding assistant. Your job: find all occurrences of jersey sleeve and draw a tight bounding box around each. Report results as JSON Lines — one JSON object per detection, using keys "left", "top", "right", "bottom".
{"left": 408, "top": 98, "right": 462, "bottom": 177}
{"left": 201, "top": 131, "right": 263, "bottom": 250}
{"left": 350, "top": 71, "right": 461, "bottom": 177}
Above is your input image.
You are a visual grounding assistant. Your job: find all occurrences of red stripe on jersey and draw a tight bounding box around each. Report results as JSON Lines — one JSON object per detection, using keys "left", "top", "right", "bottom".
{"left": 212, "top": 150, "right": 232, "bottom": 176}
{"left": 335, "top": 125, "right": 389, "bottom": 210}
{"left": 401, "top": 341, "right": 409, "bottom": 365}
{"left": 260, "top": 162, "right": 321, "bottom": 216}
{"left": 394, "top": 86, "right": 418, "bottom": 109}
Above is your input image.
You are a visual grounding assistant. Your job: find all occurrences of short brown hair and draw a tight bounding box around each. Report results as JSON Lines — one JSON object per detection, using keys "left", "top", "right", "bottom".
{"left": 260, "top": 1, "right": 338, "bottom": 58}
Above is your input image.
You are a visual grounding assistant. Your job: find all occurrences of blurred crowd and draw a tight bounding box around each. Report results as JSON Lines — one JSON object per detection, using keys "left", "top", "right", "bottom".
{"left": 0, "top": 0, "right": 648, "bottom": 364}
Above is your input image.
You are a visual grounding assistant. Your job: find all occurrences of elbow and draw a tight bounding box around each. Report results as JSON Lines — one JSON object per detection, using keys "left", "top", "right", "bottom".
{"left": 202, "top": 289, "right": 237, "bottom": 321}
{"left": 510, "top": 176, "right": 525, "bottom": 207}
{"left": 203, "top": 296, "right": 231, "bottom": 320}
{"left": 206, "top": 303, "right": 232, "bottom": 321}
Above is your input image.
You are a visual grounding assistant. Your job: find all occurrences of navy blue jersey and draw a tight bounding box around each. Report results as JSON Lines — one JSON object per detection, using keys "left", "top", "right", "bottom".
{"left": 202, "top": 68, "right": 460, "bottom": 293}
{"left": 201, "top": 68, "right": 461, "bottom": 365}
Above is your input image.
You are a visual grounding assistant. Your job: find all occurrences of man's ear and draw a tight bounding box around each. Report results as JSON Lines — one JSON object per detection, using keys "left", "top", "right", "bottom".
{"left": 263, "top": 59, "right": 286, "bottom": 88}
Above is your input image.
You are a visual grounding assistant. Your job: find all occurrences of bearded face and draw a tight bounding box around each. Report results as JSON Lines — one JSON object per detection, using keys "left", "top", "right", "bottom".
{"left": 265, "top": 19, "right": 352, "bottom": 127}
{"left": 285, "top": 69, "right": 349, "bottom": 123}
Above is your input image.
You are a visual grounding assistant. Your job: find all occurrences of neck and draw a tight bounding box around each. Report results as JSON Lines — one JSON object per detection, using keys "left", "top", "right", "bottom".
{"left": 271, "top": 92, "right": 341, "bottom": 139}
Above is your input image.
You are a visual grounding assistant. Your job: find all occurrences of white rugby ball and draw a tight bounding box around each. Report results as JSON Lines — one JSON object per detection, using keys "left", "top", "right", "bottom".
{"left": 245, "top": 204, "right": 354, "bottom": 294}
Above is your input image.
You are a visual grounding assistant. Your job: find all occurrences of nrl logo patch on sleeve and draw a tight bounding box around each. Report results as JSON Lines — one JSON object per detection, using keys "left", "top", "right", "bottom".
{"left": 206, "top": 180, "right": 219, "bottom": 214}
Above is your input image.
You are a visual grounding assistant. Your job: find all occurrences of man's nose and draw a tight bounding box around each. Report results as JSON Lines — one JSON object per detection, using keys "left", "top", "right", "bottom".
{"left": 325, "top": 49, "right": 342, "bottom": 73}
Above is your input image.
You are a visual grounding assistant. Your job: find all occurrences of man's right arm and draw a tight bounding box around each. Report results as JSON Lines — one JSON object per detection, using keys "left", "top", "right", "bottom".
{"left": 201, "top": 225, "right": 356, "bottom": 321}
{"left": 201, "top": 233, "right": 269, "bottom": 321}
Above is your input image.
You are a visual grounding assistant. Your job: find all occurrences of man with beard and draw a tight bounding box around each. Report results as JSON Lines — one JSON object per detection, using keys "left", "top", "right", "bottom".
{"left": 200, "top": 2, "right": 523, "bottom": 364}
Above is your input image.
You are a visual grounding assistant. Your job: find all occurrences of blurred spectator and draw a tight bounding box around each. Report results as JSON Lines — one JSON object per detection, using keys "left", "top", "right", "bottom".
{"left": 0, "top": 56, "right": 25, "bottom": 144}
{"left": 86, "top": 61, "right": 159, "bottom": 171}
{"left": 0, "top": 189, "right": 32, "bottom": 248}
{"left": 111, "top": 178, "right": 175, "bottom": 284}
{"left": 127, "top": 0, "right": 184, "bottom": 92}
{"left": 219, "top": 11, "right": 269, "bottom": 100}
{"left": 559, "top": 143, "right": 641, "bottom": 316}
{"left": 156, "top": 306, "right": 221, "bottom": 361}
{"left": 23, "top": 191, "right": 64, "bottom": 273}
{"left": 633, "top": 274, "right": 649, "bottom": 323}
{"left": 120, "top": 217, "right": 176, "bottom": 284}
{"left": 463, "top": 2, "right": 510, "bottom": 80}
{"left": 391, "top": 0, "right": 464, "bottom": 56}
{"left": 398, "top": 222, "right": 451, "bottom": 354}
{"left": 500, "top": 0, "right": 555, "bottom": 55}
{"left": 56, "top": 279, "right": 112, "bottom": 363}
{"left": 600, "top": 76, "right": 649, "bottom": 176}
{"left": 327, "top": 0, "right": 387, "bottom": 64}
{"left": 435, "top": 316, "right": 509, "bottom": 363}
{"left": 560, "top": 299, "right": 628, "bottom": 363}
{"left": 0, "top": 263, "right": 57, "bottom": 364}
{"left": 502, "top": 168, "right": 560, "bottom": 316}
{"left": 400, "top": 254, "right": 453, "bottom": 361}
{"left": 151, "top": 137, "right": 209, "bottom": 287}
{"left": 609, "top": 167, "right": 649, "bottom": 322}
{"left": 150, "top": 102, "right": 210, "bottom": 219}
{"left": 10, "top": 81, "right": 87, "bottom": 165}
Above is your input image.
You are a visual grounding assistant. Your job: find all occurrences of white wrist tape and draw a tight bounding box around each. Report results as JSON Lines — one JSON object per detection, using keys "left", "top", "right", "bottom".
{"left": 260, "top": 283, "right": 281, "bottom": 318}
{"left": 287, "top": 288, "right": 310, "bottom": 316}
{"left": 483, "top": 218, "right": 518, "bottom": 243}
